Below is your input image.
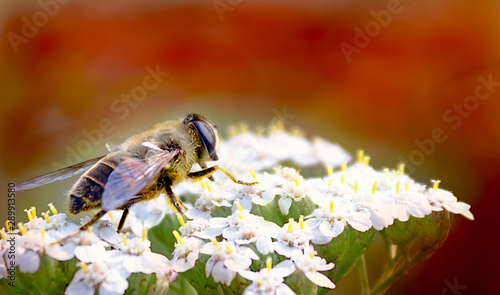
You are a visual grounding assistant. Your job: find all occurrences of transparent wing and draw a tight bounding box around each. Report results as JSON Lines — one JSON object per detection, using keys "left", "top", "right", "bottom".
{"left": 17, "top": 156, "right": 105, "bottom": 191}
{"left": 101, "top": 149, "right": 179, "bottom": 211}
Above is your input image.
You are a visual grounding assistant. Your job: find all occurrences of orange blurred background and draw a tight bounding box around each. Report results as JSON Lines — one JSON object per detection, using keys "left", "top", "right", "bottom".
{"left": 1, "top": 0, "right": 499, "bottom": 294}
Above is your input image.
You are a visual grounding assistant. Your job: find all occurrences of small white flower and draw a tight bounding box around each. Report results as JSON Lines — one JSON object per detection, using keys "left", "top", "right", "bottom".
{"left": 107, "top": 236, "right": 170, "bottom": 274}
{"left": 426, "top": 188, "right": 474, "bottom": 220}
{"left": 58, "top": 230, "right": 109, "bottom": 264}
{"left": 185, "top": 185, "right": 233, "bottom": 219}
{"left": 389, "top": 189, "right": 434, "bottom": 221}
{"left": 131, "top": 194, "right": 175, "bottom": 228}
{"left": 201, "top": 240, "right": 259, "bottom": 286}
{"left": 279, "top": 180, "right": 309, "bottom": 215}
{"left": 348, "top": 191, "right": 395, "bottom": 231}
{"left": 99, "top": 211, "right": 143, "bottom": 239}
{"left": 292, "top": 247, "right": 335, "bottom": 289}
{"left": 210, "top": 207, "right": 280, "bottom": 255}
{"left": 305, "top": 197, "right": 372, "bottom": 245}
{"left": 179, "top": 218, "right": 224, "bottom": 239}
{"left": 171, "top": 236, "right": 203, "bottom": 272}
{"left": 65, "top": 261, "right": 130, "bottom": 295}
{"left": 87, "top": 219, "right": 123, "bottom": 246}
{"left": 240, "top": 259, "right": 296, "bottom": 295}
{"left": 273, "top": 218, "right": 313, "bottom": 258}
{"left": 223, "top": 173, "right": 280, "bottom": 207}
{"left": 17, "top": 227, "right": 76, "bottom": 273}
{"left": 24, "top": 212, "right": 72, "bottom": 232}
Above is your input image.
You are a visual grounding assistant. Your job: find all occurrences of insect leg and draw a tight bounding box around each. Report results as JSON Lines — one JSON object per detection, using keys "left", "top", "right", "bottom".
{"left": 166, "top": 186, "right": 187, "bottom": 214}
{"left": 51, "top": 209, "right": 107, "bottom": 245}
{"left": 188, "top": 166, "right": 258, "bottom": 185}
{"left": 117, "top": 208, "right": 129, "bottom": 233}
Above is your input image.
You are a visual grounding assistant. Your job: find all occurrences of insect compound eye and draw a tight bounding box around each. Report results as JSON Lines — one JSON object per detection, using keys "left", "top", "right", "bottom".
{"left": 193, "top": 120, "right": 218, "bottom": 161}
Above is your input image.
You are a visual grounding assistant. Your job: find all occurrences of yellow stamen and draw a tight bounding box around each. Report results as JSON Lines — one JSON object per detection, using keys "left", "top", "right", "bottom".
{"left": 0, "top": 229, "right": 5, "bottom": 240}
{"left": 235, "top": 199, "right": 243, "bottom": 212}
{"left": 225, "top": 242, "right": 232, "bottom": 254}
{"left": 249, "top": 169, "right": 256, "bottom": 180}
{"left": 325, "top": 165, "right": 333, "bottom": 176}
{"left": 30, "top": 206, "right": 37, "bottom": 219}
{"left": 396, "top": 179, "right": 400, "bottom": 194}
{"left": 142, "top": 227, "right": 148, "bottom": 242}
{"left": 200, "top": 181, "right": 207, "bottom": 191}
{"left": 372, "top": 181, "right": 378, "bottom": 195}
{"left": 173, "top": 230, "right": 183, "bottom": 245}
{"left": 357, "top": 149, "right": 364, "bottom": 163}
{"left": 5, "top": 220, "right": 12, "bottom": 233}
{"left": 40, "top": 228, "right": 45, "bottom": 238}
{"left": 398, "top": 163, "right": 405, "bottom": 175}
{"left": 176, "top": 213, "right": 185, "bottom": 227}
{"left": 354, "top": 180, "right": 358, "bottom": 193}
{"left": 405, "top": 183, "right": 409, "bottom": 191}
{"left": 108, "top": 212, "right": 115, "bottom": 221}
{"left": 266, "top": 257, "right": 272, "bottom": 273}
{"left": 121, "top": 233, "right": 127, "bottom": 246}
{"left": 328, "top": 177, "right": 332, "bottom": 186}
{"left": 76, "top": 262, "right": 88, "bottom": 273}
{"left": 24, "top": 209, "right": 33, "bottom": 222}
{"left": 294, "top": 177, "right": 299, "bottom": 187}
{"left": 42, "top": 211, "right": 50, "bottom": 224}
{"left": 363, "top": 156, "right": 371, "bottom": 166}
{"left": 431, "top": 180, "right": 441, "bottom": 191}
{"left": 341, "top": 163, "right": 347, "bottom": 172}
{"left": 310, "top": 250, "right": 318, "bottom": 259}
{"left": 330, "top": 200, "right": 334, "bottom": 213}
{"left": 48, "top": 203, "right": 58, "bottom": 215}
{"left": 341, "top": 173, "right": 345, "bottom": 185}
{"left": 206, "top": 183, "right": 212, "bottom": 193}
{"left": 299, "top": 215, "right": 304, "bottom": 230}
{"left": 87, "top": 226, "right": 93, "bottom": 233}
{"left": 211, "top": 238, "right": 220, "bottom": 248}
{"left": 234, "top": 199, "right": 244, "bottom": 219}
{"left": 18, "top": 222, "right": 27, "bottom": 235}
{"left": 287, "top": 218, "right": 294, "bottom": 233}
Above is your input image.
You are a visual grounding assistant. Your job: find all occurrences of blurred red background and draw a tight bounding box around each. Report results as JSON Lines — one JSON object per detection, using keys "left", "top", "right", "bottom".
{"left": 1, "top": 1, "right": 499, "bottom": 294}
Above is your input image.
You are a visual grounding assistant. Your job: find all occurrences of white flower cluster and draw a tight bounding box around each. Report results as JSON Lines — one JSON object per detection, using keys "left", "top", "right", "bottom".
{"left": 1, "top": 129, "right": 474, "bottom": 295}
{"left": 0, "top": 200, "right": 176, "bottom": 295}
{"left": 216, "top": 125, "right": 351, "bottom": 173}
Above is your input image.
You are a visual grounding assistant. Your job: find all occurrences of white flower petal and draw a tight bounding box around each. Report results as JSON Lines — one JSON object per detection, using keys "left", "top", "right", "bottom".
{"left": 46, "top": 243, "right": 76, "bottom": 261}
{"left": 272, "top": 260, "right": 296, "bottom": 277}
{"left": 212, "top": 261, "right": 236, "bottom": 286}
{"left": 19, "top": 250, "right": 40, "bottom": 274}
{"left": 279, "top": 197, "right": 293, "bottom": 215}
{"left": 304, "top": 271, "right": 336, "bottom": 289}
{"left": 75, "top": 244, "right": 106, "bottom": 263}
{"left": 65, "top": 279, "right": 94, "bottom": 295}
{"left": 276, "top": 283, "right": 297, "bottom": 295}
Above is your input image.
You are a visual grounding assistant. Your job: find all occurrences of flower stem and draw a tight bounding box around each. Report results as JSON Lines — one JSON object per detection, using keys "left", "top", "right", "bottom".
{"left": 368, "top": 249, "right": 431, "bottom": 295}
{"left": 357, "top": 254, "right": 370, "bottom": 295}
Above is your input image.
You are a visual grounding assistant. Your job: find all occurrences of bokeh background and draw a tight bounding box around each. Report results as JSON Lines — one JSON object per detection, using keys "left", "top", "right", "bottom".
{"left": 1, "top": 0, "right": 499, "bottom": 294}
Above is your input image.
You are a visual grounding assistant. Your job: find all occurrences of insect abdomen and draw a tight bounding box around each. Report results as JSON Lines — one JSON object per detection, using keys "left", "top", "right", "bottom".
{"left": 69, "top": 155, "right": 122, "bottom": 213}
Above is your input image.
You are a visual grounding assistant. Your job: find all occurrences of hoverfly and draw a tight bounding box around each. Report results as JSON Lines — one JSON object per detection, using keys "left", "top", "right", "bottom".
{"left": 18, "top": 113, "right": 256, "bottom": 243}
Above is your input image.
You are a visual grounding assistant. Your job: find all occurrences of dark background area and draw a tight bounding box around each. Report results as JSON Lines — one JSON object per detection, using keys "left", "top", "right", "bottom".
{"left": 1, "top": 1, "right": 498, "bottom": 294}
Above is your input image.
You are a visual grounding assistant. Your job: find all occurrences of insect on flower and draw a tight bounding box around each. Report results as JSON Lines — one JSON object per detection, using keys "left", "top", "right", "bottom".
{"left": 17, "top": 113, "right": 257, "bottom": 244}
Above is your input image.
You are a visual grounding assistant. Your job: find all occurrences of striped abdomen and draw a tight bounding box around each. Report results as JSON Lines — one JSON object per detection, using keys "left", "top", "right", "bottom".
{"left": 69, "top": 154, "right": 123, "bottom": 213}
